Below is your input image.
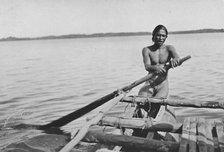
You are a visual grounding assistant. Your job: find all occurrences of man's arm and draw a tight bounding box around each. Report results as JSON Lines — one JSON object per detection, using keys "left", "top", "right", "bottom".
{"left": 168, "top": 45, "right": 180, "bottom": 68}
{"left": 142, "top": 47, "right": 166, "bottom": 74}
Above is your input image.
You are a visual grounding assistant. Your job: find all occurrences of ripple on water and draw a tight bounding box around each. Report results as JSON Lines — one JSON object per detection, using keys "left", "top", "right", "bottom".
{"left": 38, "top": 95, "right": 79, "bottom": 103}
{"left": 82, "top": 91, "right": 97, "bottom": 96}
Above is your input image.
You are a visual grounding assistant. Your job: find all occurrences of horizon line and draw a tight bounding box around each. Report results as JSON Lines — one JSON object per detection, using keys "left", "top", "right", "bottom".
{"left": 0, "top": 28, "right": 223, "bottom": 41}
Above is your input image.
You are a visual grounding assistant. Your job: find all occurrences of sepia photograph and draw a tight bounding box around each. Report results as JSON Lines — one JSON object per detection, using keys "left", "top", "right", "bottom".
{"left": 0, "top": 0, "right": 224, "bottom": 151}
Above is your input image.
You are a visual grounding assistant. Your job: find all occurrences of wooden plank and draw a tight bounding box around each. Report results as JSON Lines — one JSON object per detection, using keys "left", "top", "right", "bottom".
{"left": 205, "top": 120, "right": 215, "bottom": 152}
{"left": 215, "top": 119, "right": 224, "bottom": 152}
{"left": 189, "top": 117, "right": 197, "bottom": 152}
{"left": 179, "top": 117, "right": 190, "bottom": 152}
{"left": 83, "top": 130, "right": 179, "bottom": 152}
{"left": 197, "top": 118, "right": 207, "bottom": 152}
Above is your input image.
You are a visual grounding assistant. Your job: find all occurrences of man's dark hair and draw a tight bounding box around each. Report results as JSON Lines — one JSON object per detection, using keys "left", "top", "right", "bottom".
{"left": 152, "top": 25, "right": 168, "bottom": 42}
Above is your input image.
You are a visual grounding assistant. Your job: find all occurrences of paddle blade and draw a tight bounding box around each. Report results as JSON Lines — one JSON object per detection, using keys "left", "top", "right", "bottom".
{"left": 40, "top": 91, "right": 118, "bottom": 129}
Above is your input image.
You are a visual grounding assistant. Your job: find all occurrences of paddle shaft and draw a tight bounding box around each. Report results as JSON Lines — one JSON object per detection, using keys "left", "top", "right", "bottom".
{"left": 40, "top": 55, "right": 191, "bottom": 129}
{"left": 40, "top": 74, "right": 153, "bottom": 129}
{"left": 164, "top": 55, "right": 191, "bottom": 70}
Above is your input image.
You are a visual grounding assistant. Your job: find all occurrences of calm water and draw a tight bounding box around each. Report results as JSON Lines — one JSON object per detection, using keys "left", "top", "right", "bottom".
{"left": 0, "top": 33, "right": 224, "bottom": 148}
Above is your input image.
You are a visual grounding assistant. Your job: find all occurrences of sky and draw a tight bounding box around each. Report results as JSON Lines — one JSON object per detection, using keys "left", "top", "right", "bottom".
{"left": 0, "top": 0, "right": 224, "bottom": 38}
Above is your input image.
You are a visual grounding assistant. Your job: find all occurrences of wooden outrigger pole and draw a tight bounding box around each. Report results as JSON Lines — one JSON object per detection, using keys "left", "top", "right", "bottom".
{"left": 121, "top": 96, "right": 224, "bottom": 109}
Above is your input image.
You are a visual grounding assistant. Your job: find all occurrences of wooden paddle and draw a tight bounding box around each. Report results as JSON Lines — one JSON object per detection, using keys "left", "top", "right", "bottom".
{"left": 39, "top": 55, "right": 191, "bottom": 129}
{"left": 39, "top": 74, "right": 154, "bottom": 129}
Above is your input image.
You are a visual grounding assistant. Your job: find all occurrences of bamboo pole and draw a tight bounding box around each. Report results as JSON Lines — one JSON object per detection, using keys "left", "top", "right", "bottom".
{"left": 97, "top": 116, "right": 182, "bottom": 133}
{"left": 59, "top": 94, "right": 125, "bottom": 152}
{"left": 121, "top": 96, "right": 224, "bottom": 109}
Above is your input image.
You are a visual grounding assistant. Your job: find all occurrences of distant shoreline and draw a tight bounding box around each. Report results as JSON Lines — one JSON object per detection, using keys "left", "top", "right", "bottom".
{"left": 0, "top": 28, "right": 223, "bottom": 42}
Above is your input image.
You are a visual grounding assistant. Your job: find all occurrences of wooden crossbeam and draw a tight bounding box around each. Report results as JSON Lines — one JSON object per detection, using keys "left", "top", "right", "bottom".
{"left": 121, "top": 96, "right": 224, "bottom": 109}
{"left": 98, "top": 116, "right": 182, "bottom": 133}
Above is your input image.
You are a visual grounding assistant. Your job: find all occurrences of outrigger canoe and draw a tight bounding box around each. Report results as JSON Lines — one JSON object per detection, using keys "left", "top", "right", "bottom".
{"left": 3, "top": 55, "right": 224, "bottom": 152}
{"left": 4, "top": 94, "right": 224, "bottom": 152}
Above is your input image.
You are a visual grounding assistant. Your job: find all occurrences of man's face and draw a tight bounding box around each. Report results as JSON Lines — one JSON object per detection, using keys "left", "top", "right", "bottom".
{"left": 154, "top": 29, "right": 167, "bottom": 46}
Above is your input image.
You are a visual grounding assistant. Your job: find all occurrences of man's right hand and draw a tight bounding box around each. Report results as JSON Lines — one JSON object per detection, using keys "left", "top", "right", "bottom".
{"left": 154, "top": 64, "right": 166, "bottom": 75}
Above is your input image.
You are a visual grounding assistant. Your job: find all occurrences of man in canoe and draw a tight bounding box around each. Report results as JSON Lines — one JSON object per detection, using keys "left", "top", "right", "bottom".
{"left": 136, "top": 24, "right": 180, "bottom": 119}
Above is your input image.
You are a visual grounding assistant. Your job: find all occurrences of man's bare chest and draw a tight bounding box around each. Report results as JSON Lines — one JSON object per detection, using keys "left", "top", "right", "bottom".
{"left": 149, "top": 50, "right": 169, "bottom": 65}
